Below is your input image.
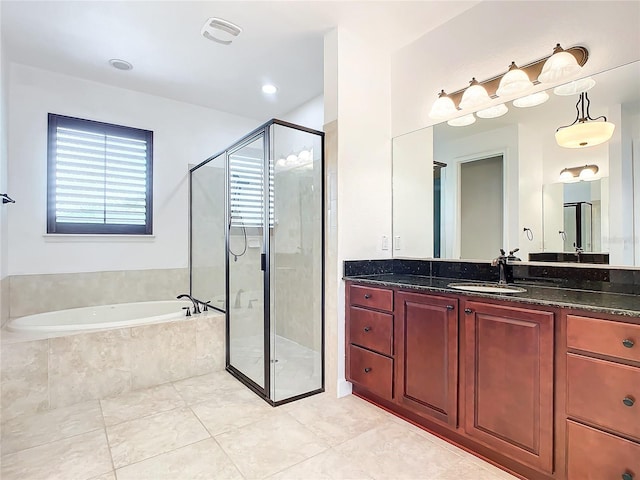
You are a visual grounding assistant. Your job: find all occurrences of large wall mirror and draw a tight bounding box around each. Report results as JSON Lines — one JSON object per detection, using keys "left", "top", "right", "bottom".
{"left": 392, "top": 60, "right": 640, "bottom": 266}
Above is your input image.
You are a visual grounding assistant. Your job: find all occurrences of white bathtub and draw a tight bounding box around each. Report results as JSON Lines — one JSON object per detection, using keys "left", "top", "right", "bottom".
{"left": 6, "top": 300, "right": 195, "bottom": 333}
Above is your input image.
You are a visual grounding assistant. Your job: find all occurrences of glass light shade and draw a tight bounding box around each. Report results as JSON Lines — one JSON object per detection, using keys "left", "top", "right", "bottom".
{"left": 538, "top": 50, "right": 582, "bottom": 84}
{"left": 555, "top": 121, "right": 615, "bottom": 148}
{"left": 579, "top": 166, "right": 597, "bottom": 179}
{"left": 286, "top": 153, "right": 298, "bottom": 163}
{"left": 459, "top": 81, "right": 491, "bottom": 110}
{"left": 298, "top": 149, "right": 311, "bottom": 162}
{"left": 553, "top": 77, "right": 596, "bottom": 96}
{"left": 447, "top": 114, "right": 476, "bottom": 127}
{"left": 513, "top": 91, "right": 549, "bottom": 108}
{"left": 476, "top": 103, "right": 508, "bottom": 119}
{"left": 559, "top": 169, "right": 574, "bottom": 182}
{"left": 429, "top": 93, "right": 457, "bottom": 120}
{"left": 496, "top": 66, "right": 533, "bottom": 97}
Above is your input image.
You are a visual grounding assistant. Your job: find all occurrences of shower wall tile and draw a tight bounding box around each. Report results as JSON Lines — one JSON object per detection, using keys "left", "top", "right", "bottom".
{"left": 195, "top": 314, "right": 225, "bottom": 375}
{"left": 0, "top": 339, "right": 49, "bottom": 422}
{"left": 130, "top": 320, "right": 198, "bottom": 390}
{"left": 0, "top": 276, "right": 9, "bottom": 328}
{"left": 9, "top": 268, "right": 189, "bottom": 318}
{"left": 49, "top": 329, "right": 132, "bottom": 409}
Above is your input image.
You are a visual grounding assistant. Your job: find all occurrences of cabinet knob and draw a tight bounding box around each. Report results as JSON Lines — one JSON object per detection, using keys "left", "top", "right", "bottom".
{"left": 446, "top": 305, "right": 455, "bottom": 310}
{"left": 464, "top": 308, "right": 473, "bottom": 314}
{"left": 622, "top": 473, "right": 633, "bottom": 480}
{"left": 364, "top": 367, "right": 372, "bottom": 373}
{"left": 364, "top": 294, "right": 371, "bottom": 299}
{"left": 623, "top": 396, "right": 635, "bottom": 407}
{"left": 622, "top": 339, "right": 635, "bottom": 348}
{"left": 363, "top": 326, "right": 372, "bottom": 332}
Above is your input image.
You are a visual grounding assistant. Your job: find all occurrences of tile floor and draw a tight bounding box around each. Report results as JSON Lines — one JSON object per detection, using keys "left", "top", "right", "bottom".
{"left": 1, "top": 370, "right": 518, "bottom": 480}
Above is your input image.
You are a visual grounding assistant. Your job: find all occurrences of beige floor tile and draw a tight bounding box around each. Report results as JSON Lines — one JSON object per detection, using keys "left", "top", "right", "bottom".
{"left": 433, "top": 458, "right": 519, "bottom": 479}
{"left": 100, "top": 383, "right": 186, "bottom": 426}
{"left": 191, "top": 390, "right": 276, "bottom": 435}
{"left": 172, "top": 370, "right": 248, "bottom": 405}
{"left": 286, "top": 394, "right": 390, "bottom": 446}
{"left": 106, "top": 407, "right": 210, "bottom": 468}
{"left": 0, "top": 429, "right": 112, "bottom": 480}
{"left": 87, "top": 472, "right": 116, "bottom": 480}
{"left": 334, "top": 420, "right": 464, "bottom": 480}
{"left": 268, "top": 448, "right": 373, "bottom": 480}
{"left": 115, "top": 438, "right": 243, "bottom": 480}
{"left": 215, "top": 413, "right": 329, "bottom": 479}
{"left": 1, "top": 400, "right": 104, "bottom": 455}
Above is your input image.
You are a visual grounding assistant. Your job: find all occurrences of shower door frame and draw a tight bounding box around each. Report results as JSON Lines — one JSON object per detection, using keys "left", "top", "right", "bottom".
{"left": 191, "top": 118, "right": 325, "bottom": 407}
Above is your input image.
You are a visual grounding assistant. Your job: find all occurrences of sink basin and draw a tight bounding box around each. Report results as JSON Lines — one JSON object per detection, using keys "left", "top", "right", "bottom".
{"left": 447, "top": 283, "right": 526, "bottom": 294}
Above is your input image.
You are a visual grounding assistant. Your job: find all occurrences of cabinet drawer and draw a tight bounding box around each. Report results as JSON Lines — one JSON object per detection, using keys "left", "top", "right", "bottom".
{"left": 349, "top": 284, "right": 393, "bottom": 312}
{"left": 349, "top": 344, "right": 393, "bottom": 400}
{"left": 567, "top": 420, "right": 640, "bottom": 480}
{"left": 567, "top": 354, "right": 640, "bottom": 440}
{"left": 349, "top": 307, "right": 393, "bottom": 356}
{"left": 567, "top": 315, "right": 640, "bottom": 363}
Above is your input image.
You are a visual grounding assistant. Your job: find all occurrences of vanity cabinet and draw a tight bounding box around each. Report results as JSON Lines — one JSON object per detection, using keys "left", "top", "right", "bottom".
{"left": 395, "top": 291, "right": 458, "bottom": 426}
{"left": 564, "top": 313, "right": 640, "bottom": 479}
{"left": 462, "top": 301, "right": 554, "bottom": 474}
{"left": 345, "top": 284, "right": 395, "bottom": 401}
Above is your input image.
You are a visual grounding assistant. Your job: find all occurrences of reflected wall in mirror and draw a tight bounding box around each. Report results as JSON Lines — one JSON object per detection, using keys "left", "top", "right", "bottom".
{"left": 392, "top": 60, "right": 640, "bottom": 266}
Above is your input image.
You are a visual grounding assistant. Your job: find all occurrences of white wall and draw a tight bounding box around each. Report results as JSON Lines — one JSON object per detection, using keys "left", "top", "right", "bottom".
{"left": 391, "top": 1, "right": 640, "bottom": 137}
{"left": 280, "top": 95, "right": 324, "bottom": 132}
{"left": 7, "top": 63, "right": 259, "bottom": 275}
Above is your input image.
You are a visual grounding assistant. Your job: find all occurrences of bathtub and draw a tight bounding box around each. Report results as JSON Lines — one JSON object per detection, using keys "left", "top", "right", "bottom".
{"left": 6, "top": 300, "right": 195, "bottom": 333}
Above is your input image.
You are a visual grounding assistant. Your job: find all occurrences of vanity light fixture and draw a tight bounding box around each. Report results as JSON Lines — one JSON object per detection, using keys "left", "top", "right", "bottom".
{"left": 555, "top": 92, "right": 615, "bottom": 148}
{"left": 447, "top": 114, "right": 476, "bottom": 127}
{"left": 427, "top": 43, "right": 588, "bottom": 121}
{"left": 559, "top": 164, "right": 599, "bottom": 182}
{"left": 513, "top": 91, "right": 549, "bottom": 108}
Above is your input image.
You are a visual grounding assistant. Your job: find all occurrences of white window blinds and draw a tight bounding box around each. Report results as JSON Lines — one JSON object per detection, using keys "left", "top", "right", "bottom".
{"left": 229, "top": 153, "right": 273, "bottom": 228}
{"left": 47, "top": 114, "right": 153, "bottom": 234}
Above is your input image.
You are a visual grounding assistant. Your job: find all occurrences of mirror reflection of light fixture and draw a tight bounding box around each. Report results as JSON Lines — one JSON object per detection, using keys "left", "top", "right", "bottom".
{"left": 476, "top": 103, "right": 508, "bottom": 119}
{"left": 538, "top": 44, "right": 583, "bottom": 84}
{"left": 513, "top": 91, "right": 549, "bottom": 108}
{"left": 429, "top": 90, "right": 457, "bottom": 120}
{"left": 559, "top": 164, "right": 599, "bottom": 182}
{"left": 447, "top": 114, "right": 476, "bottom": 127}
{"left": 555, "top": 92, "right": 615, "bottom": 148}
{"left": 553, "top": 77, "right": 596, "bottom": 96}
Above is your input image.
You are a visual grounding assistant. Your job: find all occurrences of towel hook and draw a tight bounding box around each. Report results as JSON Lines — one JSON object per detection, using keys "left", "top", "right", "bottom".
{"left": 1, "top": 193, "right": 15, "bottom": 204}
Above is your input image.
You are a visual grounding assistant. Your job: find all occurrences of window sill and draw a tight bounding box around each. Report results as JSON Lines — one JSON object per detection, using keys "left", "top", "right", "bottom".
{"left": 43, "top": 234, "right": 155, "bottom": 243}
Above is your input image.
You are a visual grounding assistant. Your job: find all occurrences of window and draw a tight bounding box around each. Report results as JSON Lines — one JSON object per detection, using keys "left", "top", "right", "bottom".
{"left": 47, "top": 114, "right": 153, "bottom": 234}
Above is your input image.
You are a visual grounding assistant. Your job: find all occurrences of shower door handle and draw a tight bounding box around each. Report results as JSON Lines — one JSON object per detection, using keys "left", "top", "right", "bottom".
{"left": 261, "top": 253, "right": 266, "bottom": 271}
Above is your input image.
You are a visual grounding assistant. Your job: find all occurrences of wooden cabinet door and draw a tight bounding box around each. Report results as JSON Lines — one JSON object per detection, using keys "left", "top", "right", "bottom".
{"left": 395, "top": 291, "right": 458, "bottom": 426}
{"left": 463, "top": 301, "right": 554, "bottom": 474}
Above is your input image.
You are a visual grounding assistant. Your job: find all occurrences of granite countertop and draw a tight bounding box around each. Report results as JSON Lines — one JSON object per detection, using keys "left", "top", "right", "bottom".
{"left": 344, "top": 274, "right": 640, "bottom": 318}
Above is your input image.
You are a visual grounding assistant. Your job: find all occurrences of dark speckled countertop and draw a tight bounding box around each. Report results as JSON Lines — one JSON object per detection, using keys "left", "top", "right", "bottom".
{"left": 344, "top": 274, "right": 640, "bottom": 318}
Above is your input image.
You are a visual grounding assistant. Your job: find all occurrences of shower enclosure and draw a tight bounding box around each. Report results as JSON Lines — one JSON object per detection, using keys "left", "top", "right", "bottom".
{"left": 189, "top": 119, "right": 324, "bottom": 405}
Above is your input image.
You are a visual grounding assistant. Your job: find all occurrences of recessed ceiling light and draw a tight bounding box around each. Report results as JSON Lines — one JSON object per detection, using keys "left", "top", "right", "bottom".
{"left": 109, "top": 59, "right": 133, "bottom": 71}
{"left": 262, "top": 84, "right": 278, "bottom": 94}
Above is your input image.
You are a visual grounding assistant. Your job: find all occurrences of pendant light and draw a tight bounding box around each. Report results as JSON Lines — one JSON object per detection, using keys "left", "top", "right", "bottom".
{"left": 429, "top": 90, "right": 457, "bottom": 120}
{"left": 538, "top": 44, "right": 582, "bottom": 84}
{"left": 459, "top": 78, "right": 491, "bottom": 110}
{"left": 496, "top": 62, "right": 533, "bottom": 97}
{"left": 555, "top": 92, "right": 615, "bottom": 148}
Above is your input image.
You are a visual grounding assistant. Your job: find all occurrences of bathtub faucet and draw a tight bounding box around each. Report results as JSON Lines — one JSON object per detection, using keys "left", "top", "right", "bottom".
{"left": 177, "top": 294, "right": 202, "bottom": 315}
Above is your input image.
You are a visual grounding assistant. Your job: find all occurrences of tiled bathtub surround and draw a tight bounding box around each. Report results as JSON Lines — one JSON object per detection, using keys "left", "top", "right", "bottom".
{"left": 0, "top": 276, "right": 8, "bottom": 328}
{"left": 0, "top": 312, "right": 224, "bottom": 422}
{"left": 8, "top": 267, "right": 189, "bottom": 318}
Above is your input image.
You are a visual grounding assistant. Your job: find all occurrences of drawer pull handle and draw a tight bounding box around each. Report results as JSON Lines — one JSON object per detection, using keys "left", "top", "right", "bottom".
{"left": 364, "top": 294, "right": 371, "bottom": 299}
{"left": 363, "top": 326, "right": 372, "bottom": 332}
{"left": 623, "top": 396, "right": 635, "bottom": 407}
{"left": 364, "top": 367, "right": 372, "bottom": 373}
{"left": 622, "top": 339, "right": 635, "bottom": 348}
{"left": 622, "top": 473, "right": 633, "bottom": 480}
{"left": 464, "top": 308, "right": 473, "bottom": 314}
{"left": 446, "top": 305, "right": 455, "bottom": 310}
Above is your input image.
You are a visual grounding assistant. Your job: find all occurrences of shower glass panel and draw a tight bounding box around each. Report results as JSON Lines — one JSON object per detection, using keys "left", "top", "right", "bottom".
{"left": 190, "top": 153, "right": 226, "bottom": 311}
{"left": 227, "top": 134, "right": 267, "bottom": 391}
{"left": 269, "top": 124, "right": 323, "bottom": 402}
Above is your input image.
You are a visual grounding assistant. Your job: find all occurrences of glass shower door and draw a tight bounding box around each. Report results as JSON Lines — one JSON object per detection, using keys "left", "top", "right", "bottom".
{"left": 227, "top": 134, "right": 267, "bottom": 391}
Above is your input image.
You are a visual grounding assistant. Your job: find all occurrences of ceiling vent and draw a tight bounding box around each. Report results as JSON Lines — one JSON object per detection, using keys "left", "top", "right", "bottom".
{"left": 201, "top": 17, "right": 242, "bottom": 45}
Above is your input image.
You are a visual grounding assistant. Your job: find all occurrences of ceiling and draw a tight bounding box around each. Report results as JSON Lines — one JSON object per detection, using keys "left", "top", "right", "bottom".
{"left": 1, "top": 1, "right": 479, "bottom": 121}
